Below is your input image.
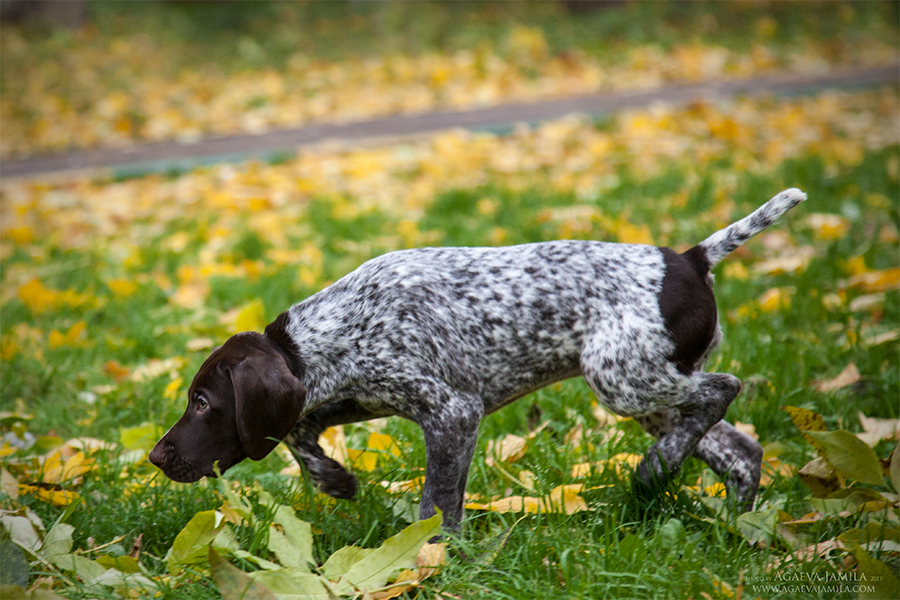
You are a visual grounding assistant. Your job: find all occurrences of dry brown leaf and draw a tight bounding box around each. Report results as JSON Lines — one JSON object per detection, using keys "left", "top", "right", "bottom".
{"left": 798, "top": 456, "right": 842, "bottom": 497}
{"left": 804, "top": 213, "right": 850, "bottom": 240}
{"left": 759, "top": 458, "right": 795, "bottom": 487}
{"left": 752, "top": 245, "right": 815, "bottom": 275}
{"left": 857, "top": 412, "right": 900, "bottom": 446}
{"left": 593, "top": 403, "right": 622, "bottom": 427}
{"left": 465, "top": 484, "right": 588, "bottom": 515}
{"left": 864, "top": 329, "right": 899, "bottom": 346}
{"left": 814, "top": 362, "right": 860, "bottom": 393}
{"left": 768, "top": 539, "right": 843, "bottom": 571}
{"left": 380, "top": 476, "right": 424, "bottom": 494}
{"left": 186, "top": 337, "right": 215, "bottom": 351}
{"left": 485, "top": 434, "right": 527, "bottom": 466}
{"left": 734, "top": 421, "right": 758, "bottom": 441}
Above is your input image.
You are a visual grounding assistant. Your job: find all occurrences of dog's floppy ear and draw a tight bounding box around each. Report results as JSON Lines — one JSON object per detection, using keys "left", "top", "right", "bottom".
{"left": 229, "top": 351, "right": 305, "bottom": 460}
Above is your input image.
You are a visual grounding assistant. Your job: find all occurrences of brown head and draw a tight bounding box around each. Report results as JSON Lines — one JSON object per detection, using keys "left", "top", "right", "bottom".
{"left": 149, "top": 331, "right": 306, "bottom": 482}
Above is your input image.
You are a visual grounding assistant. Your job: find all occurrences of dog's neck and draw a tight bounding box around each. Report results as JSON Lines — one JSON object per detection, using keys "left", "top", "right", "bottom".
{"left": 264, "top": 311, "right": 306, "bottom": 382}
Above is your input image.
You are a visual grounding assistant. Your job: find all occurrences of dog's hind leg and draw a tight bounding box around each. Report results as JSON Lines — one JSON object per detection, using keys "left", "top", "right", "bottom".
{"left": 636, "top": 409, "right": 762, "bottom": 510}
{"left": 285, "top": 400, "right": 392, "bottom": 500}
{"left": 632, "top": 372, "right": 743, "bottom": 499}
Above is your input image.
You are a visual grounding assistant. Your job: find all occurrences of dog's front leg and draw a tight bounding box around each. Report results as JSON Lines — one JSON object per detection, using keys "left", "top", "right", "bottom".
{"left": 286, "top": 399, "right": 393, "bottom": 499}
{"left": 415, "top": 394, "right": 483, "bottom": 532}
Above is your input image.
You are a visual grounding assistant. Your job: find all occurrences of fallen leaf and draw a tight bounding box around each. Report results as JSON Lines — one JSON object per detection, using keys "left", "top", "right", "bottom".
{"left": 186, "top": 337, "right": 215, "bottom": 351}
{"left": 814, "top": 363, "right": 860, "bottom": 393}
{"left": 233, "top": 299, "right": 266, "bottom": 334}
{"left": 465, "top": 484, "right": 588, "bottom": 515}
{"left": 864, "top": 329, "right": 899, "bottom": 346}
{"left": 857, "top": 413, "right": 900, "bottom": 446}
{"left": 340, "top": 513, "right": 442, "bottom": 594}
{"left": 209, "top": 547, "right": 277, "bottom": 600}
{"left": 757, "top": 287, "right": 792, "bottom": 312}
{"left": 381, "top": 476, "right": 424, "bottom": 494}
{"left": 734, "top": 421, "right": 758, "bottom": 441}
{"left": 592, "top": 403, "right": 622, "bottom": 427}
{"left": 804, "top": 213, "right": 850, "bottom": 240}
{"left": 102, "top": 360, "right": 131, "bottom": 381}
{"left": 847, "top": 267, "right": 900, "bottom": 293}
{"left": 485, "top": 434, "right": 527, "bottom": 466}
{"left": 798, "top": 457, "right": 842, "bottom": 497}
{"left": 805, "top": 429, "right": 885, "bottom": 486}
{"left": 752, "top": 245, "right": 815, "bottom": 275}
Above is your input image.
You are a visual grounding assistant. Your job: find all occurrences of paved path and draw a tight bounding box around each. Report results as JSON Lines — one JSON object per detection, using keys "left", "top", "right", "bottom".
{"left": 1, "top": 64, "right": 896, "bottom": 179}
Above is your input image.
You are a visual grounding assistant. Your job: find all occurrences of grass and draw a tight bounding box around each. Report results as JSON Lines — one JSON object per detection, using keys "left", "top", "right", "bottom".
{"left": 2, "top": 132, "right": 897, "bottom": 597}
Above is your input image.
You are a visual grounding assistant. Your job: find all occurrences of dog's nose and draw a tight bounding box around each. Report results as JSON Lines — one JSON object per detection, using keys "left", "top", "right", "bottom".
{"left": 148, "top": 443, "right": 167, "bottom": 468}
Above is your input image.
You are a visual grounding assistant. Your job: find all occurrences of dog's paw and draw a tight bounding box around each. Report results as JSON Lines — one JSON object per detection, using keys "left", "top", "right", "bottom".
{"left": 310, "top": 458, "right": 357, "bottom": 500}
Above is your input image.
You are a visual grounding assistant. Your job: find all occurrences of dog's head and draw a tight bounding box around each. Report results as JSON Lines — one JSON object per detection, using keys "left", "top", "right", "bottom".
{"left": 149, "top": 331, "right": 306, "bottom": 482}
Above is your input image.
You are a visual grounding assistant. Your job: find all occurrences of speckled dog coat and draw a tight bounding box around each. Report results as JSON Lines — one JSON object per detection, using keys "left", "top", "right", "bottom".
{"left": 150, "top": 188, "right": 806, "bottom": 531}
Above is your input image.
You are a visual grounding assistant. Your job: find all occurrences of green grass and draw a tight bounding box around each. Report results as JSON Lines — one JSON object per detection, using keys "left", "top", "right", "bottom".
{"left": 1, "top": 112, "right": 898, "bottom": 597}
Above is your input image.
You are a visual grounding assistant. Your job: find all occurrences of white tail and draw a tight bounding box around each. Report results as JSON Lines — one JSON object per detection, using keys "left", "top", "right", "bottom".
{"left": 698, "top": 188, "right": 807, "bottom": 268}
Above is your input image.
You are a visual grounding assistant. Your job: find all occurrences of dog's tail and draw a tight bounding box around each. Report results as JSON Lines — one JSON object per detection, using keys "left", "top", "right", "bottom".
{"left": 694, "top": 188, "right": 807, "bottom": 269}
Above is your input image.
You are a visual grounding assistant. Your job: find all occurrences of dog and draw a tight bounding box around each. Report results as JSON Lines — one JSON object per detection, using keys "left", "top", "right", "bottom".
{"left": 150, "top": 188, "right": 806, "bottom": 530}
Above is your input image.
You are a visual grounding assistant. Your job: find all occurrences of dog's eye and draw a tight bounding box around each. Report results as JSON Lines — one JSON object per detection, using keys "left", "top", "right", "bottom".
{"left": 196, "top": 396, "right": 209, "bottom": 411}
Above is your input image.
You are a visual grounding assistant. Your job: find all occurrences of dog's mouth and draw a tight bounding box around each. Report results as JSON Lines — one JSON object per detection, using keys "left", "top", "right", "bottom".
{"left": 203, "top": 452, "right": 248, "bottom": 479}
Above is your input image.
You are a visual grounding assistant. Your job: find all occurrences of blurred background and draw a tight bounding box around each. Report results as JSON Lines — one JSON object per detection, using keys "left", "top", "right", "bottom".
{"left": 1, "top": 1, "right": 897, "bottom": 157}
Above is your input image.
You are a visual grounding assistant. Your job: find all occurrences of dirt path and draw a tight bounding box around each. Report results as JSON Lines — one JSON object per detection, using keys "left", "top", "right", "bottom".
{"left": 1, "top": 64, "right": 896, "bottom": 179}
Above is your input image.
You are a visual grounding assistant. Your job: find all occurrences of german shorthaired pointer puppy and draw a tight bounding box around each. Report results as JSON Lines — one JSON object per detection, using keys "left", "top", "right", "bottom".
{"left": 150, "top": 188, "right": 806, "bottom": 530}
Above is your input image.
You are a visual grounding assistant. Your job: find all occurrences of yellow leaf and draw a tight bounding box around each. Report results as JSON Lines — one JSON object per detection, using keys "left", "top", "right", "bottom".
{"left": 35, "top": 487, "right": 80, "bottom": 506}
{"left": 704, "top": 482, "right": 727, "bottom": 497}
{"left": 186, "top": 338, "right": 215, "bottom": 351}
{"left": 805, "top": 213, "right": 850, "bottom": 240}
{"left": 484, "top": 434, "right": 527, "bottom": 466}
{"left": 54, "top": 321, "right": 88, "bottom": 348}
{"left": 1, "top": 337, "right": 18, "bottom": 361}
{"left": 348, "top": 449, "right": 379, "bottom": 472}
{"left": 367, "top": 432, "right": 401, "bottom": 457}
{"left": 848, "top": 267, "right": 900, "bottom": 293}
{"left": 164, "top": 378, "right": 183, "bottom": 402}
{"left": 571, "top": 462, "right": 592, "bottom": 478}
{"left": 171, "top": 281, "right": 208, "bottom": 308}
{"left": 722, "top": 261, "right": 749, "bottom": 281}
{"left": 381, "top": 476, "right": 424, "bottom": 494}
{"left": 315, "top": 426, "right": 349, "bottom": 468}
{"left": 617, "top": 221, "right": 654, "bottom": 245}
{"left": 234, "top": 299, "right": 266, "bottom": 333}
{"left": 6, "top": 226, "right": 34, "bottom": 245}
{"left": 107, "top": 278, "right": 138, "bottom": 298}
{"left": 845, "top": 255, "right": 868, "bottom": 276}
{"left": 18, "top": 278, "right": 58, "bottom": 314}
{"left": 592, "top": 403, "right": 623, "bottom": 427}
{"left": 465, "top": 484, "right": 587, "bottom": 515}
{"left": 48, "top": 330, "right": 66, "bottom": 349}
{"left": 758, "top": 287, "right": 791, "bottom": 312}
{"left": 759, "top": 458, "right": 795, "bottom": 487}
{"left": 41, "top": 451, "right": 94, "bottom": 485}
{"left": 0, "top": 443, "right": 15, "bottom": 458}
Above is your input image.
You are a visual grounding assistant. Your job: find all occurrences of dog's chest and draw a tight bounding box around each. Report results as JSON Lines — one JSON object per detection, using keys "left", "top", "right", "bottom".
{"left": 287, "top": 241, "right": 668, "bottom": 408}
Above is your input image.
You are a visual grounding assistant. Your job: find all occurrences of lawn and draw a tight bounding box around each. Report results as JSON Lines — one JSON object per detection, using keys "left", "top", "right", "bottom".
{"left": 1, "top": 3, "right": 899, "bottom": 600}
